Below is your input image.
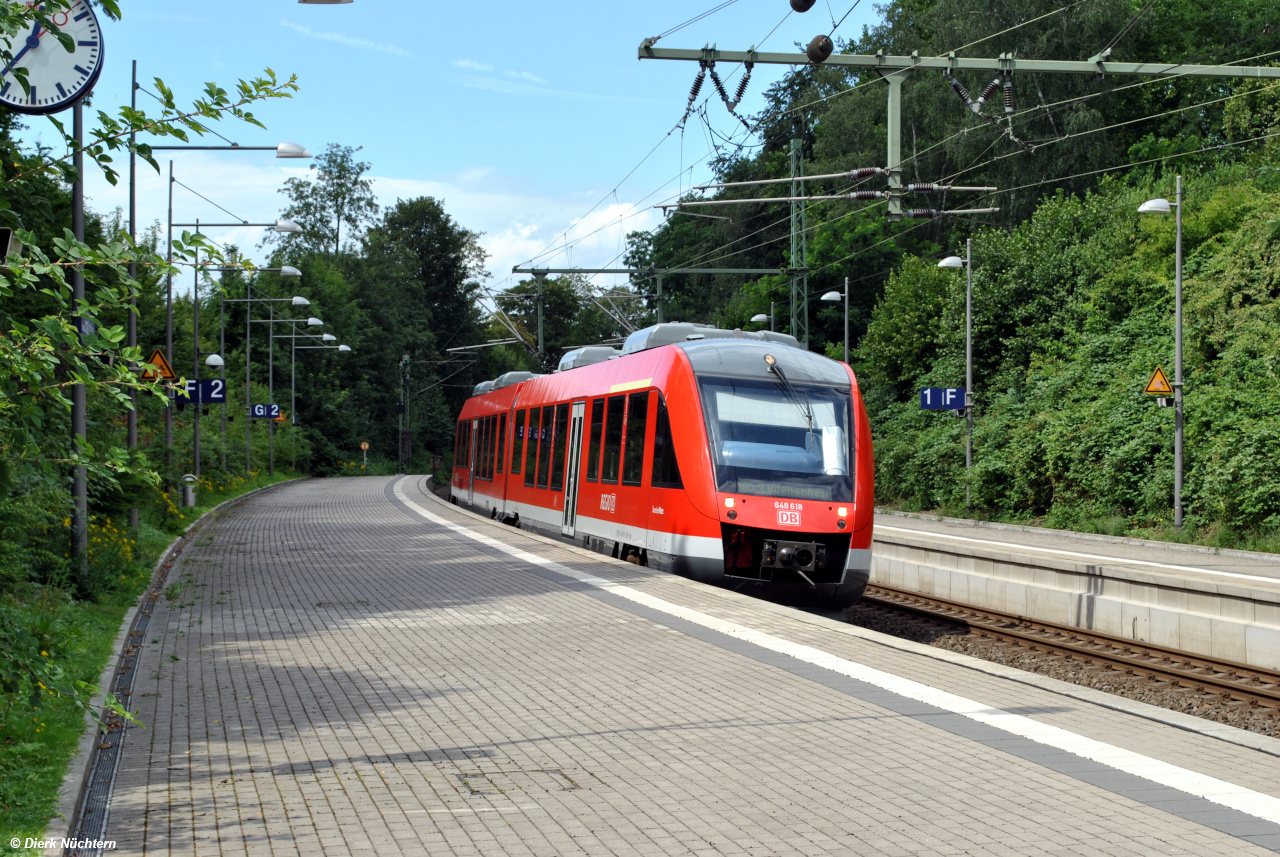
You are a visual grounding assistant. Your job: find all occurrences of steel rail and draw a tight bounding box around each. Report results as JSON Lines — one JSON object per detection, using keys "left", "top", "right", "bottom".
{"left": 862, "top": 583, "right": 1280, "bottom": 712}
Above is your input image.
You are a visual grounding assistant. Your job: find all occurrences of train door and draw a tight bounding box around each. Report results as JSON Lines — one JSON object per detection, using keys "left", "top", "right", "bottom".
{"left": 467, "top": 418, "right": 478, "bottom": 506}
{"left": 561, "top": 401, "right": 586, "bottom": 536}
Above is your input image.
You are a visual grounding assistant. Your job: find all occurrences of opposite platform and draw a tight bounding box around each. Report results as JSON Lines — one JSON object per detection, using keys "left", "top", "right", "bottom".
{"left": 101, "top": 476, "right": 1280, "bottom": 856}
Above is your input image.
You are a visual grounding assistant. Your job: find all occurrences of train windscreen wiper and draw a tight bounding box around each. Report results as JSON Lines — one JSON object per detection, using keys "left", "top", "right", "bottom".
{"left": 763, "top": 353, "right": 814, "bottom": 432}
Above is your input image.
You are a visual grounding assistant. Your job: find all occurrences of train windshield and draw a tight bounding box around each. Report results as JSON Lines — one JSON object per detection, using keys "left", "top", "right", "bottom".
{"left": 697, "top": 376, "right": 853, "bottom": 503}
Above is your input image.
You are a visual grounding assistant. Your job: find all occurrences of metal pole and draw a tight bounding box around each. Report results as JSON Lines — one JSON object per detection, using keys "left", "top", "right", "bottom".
{"left": 165, "top": 161, "right": 174, "bottom": 492}
{"left": 244, "top": 278, "right": 251, "bottom": 473}
{"left": 843, "top": 276, "right": 849, "bottom": 364}
{"left": 1174, "top": 176, "right": 1184, "bottom": 529}
{"left": 268, "top": 302, "right": 275, "bottom": 476}
{"left": 770, "top": 301, "right": 775, "bottom": 332}
{"left": 193, "top": 220, "right": 200, "bottom": 479}
{"left": 291, "top": 323, "right": 297, "bottom": 471}
{"left": 656, "top": 274, "right": 664, "bottom": 324}
{"left": 881, "top": 71, "right": 910, "bottom": 221}
{"left": 789, "top": 137, "right": 809, "bottom": 346}
{"left": 127, "top": 60, "right": 138, "bottom": 529}
{"left": 536, "top": 274, "right": 545, "bottom": 359}
{"left": 71, "top": 101, "right": 87, "bottom": 582}
{"left": 220, "top": 279, "right": 226, "bottom": 471}
{"left": 965, "top": 238, "right": 973, "bottom": 513}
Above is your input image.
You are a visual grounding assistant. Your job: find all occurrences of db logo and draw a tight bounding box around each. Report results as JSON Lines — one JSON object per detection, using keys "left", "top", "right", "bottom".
{"left": 600, "top": 493, "right": 617, "bottom": 513}
{"left": 777, "top": 510, "right": 801, "bottom": 527}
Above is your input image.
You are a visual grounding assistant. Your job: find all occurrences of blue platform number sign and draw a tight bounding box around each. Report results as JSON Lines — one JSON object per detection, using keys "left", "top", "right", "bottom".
{"left": 251, "top": 404, "right": 281, "bottom": 419}
{"left": 920, "top": 387, "right": 965, "bottom": 411}
{"left": 178, "top": 379, "right": 227, "bottom": 404}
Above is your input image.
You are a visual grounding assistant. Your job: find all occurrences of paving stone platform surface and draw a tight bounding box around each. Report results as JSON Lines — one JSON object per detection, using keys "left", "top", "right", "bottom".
{"left": 103, "top": 476, "right": 1280, "bottom": 856}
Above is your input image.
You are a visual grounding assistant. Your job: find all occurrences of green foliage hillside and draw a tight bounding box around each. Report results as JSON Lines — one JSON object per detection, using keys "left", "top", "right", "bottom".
{"left": 857, "top": 163, "right": 1280, "bottom": 541}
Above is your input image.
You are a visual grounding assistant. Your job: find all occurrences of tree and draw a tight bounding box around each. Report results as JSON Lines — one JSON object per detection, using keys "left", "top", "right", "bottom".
{"left": 269, "top": 143, "right": 379, "bottom": 257}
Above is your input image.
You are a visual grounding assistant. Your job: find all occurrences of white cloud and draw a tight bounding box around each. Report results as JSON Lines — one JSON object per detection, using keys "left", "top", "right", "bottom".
{"left": 279, "top": 20, "right": 411, "bottom": 58}
{"left": 83, "top": 151, "right": 665, "bottom": 303}
{"left": 452, "top": 59, "right": 495, "bottom": 72}
{"left": 504, "top": 70, "right": 548, "bottom": 85}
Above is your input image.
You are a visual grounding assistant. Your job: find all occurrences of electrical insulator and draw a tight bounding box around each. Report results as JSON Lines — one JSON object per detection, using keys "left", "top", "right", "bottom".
{"left": 687, "top": 67, "right": 706, "bottom": 104}
{"left": 976, "top": 76, "right": 1002, "bottom": 112}
{"left": 791, "top": 0, "right": 817, "bottom": 11}
{"left": 732, "top": 63, "right": 753, "bottom": 106}
{"left": 807, "top": 34, "right": 834, "bottom": 64}
{"left": 850, "top": 191, "right": 886, "bottom": 200}
{"left": 1003, "top": 77, "right": 1015, "bottom": 114}
{"left": 850, "top": 167, "right": 884, "bottom": 178}
{"left": 709, "top": 65, "right": 730, "bottom": 103}
{"left": 904, "top": 208, "right": 938, "bottom": 219}
{"left": 906, "top": 183, "right": 943, "bottom": 193}
{"left": 946, "top": 72, "right": 972, "bottom": 107}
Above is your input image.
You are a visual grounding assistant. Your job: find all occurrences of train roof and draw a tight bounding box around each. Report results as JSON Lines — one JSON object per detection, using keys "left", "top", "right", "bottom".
{"left": 677, "top": 339, "right": 851, "bottom": 388}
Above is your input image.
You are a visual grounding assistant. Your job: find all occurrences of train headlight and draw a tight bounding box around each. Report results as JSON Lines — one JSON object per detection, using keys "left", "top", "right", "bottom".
{"left": 837, "top": 507, "right": 848, "bottom": 517}
{"left": 724, "top": 497, "right": 735, "bottom": 508}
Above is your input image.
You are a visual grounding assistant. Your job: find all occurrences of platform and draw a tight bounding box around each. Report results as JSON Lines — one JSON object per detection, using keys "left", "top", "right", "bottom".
{"left": 873, "top": 512, "right": 1280, "bottom": 670}
{"left": 98, "top": 476, "right": 1280, "bottom": 856}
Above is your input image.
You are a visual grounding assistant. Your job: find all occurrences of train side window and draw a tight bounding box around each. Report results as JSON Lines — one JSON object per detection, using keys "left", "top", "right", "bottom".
{"left": 550, "top": 404, "right": 569, "bottom": 491}
{"left": 453, "top": 422, "right": 462, "bottom": 466}
{"left": 600, "top": 395, "right": 625, "bottom": 484}
{"left": 478, "top": 417, "right": 488, "bottom": 479}
{"left": 585, "top": 399, "right": 604, "bottom": 482}
{"left": 485, "top": 416, "right": 495, "bottom": 479}
{"left": 524, "top": 408, "right": 540, "bottom": 486}
{"left": 622, "top": 391, "right": 649, "bottom": 486}
{"left": 462, "top": 421, "right": 471, "bottom": 468}
{"left": 652, "top": 394, "right": 683, "bottom": 489}
{"left": 497, "top": 414, "right": 507, "bottom": 474}
{"left": 536, "top": 404, "right": 555, "bottom": 489}
{"left": 511, "top": 410, "right": 526, "bottom": 475}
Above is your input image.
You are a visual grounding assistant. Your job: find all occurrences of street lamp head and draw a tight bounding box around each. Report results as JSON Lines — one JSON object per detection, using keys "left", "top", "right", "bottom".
{"left": 306, "top": 317, "right": 323, "bottom": 327}
{"left": 291, "top": 296, "right": 310, "bottom": 306}
{"left": 938, "top": 256, "right": 965, "bottom": 268}
{"left": 275, "top": 142, "right": 312, "bottom": 159}
{"left": 322, "top": 333, "right": 337, "bottom": 342}
{"left": 1138, "top": 198, "right": 1173, "bottom": 214}
{"left": 820, "top": 291, "right": 843, "bottom": 302}
{"left": 280, "top": 265, "right": 302, "bottom": 277}
{"left": 750, "top": 313, "right": 769, "bottom": 323}
{"left": 274, "top": 219, "right": 303, "bottom": 233}
{"left": 204, "top": 353, "right": 225, "bottom": 368}
{"left": 337, "top": 344, "right": 352, "bottom": 352}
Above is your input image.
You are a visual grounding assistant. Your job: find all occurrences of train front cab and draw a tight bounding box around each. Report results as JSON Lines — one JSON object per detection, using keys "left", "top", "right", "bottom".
{"left": 666, "top": 341, "right": 873, "bottom": 608}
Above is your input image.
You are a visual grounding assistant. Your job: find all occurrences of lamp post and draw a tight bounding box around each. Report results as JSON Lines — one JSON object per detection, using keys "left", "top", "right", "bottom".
{"left": 820, "top": 277, "right": 850, "bottom": 364}
{"left": 195, "top": 353, "right": 224, "bottom": 480}
{"left": 939, "top": 242, "right": 973, "bottom": 511}
{"left": 1139, "top": 177, "right": 1184, "bottom": 529}
{"left": 225, "top": 292, "right": 310, "bottom": 473}
{"left": 139, "top": 103, "right": 308, "bottom": 487}
{"left": 278, "top": 331, "right": 345, "bottom": 469}
{"left": 750, "top": 302, "right": 777, "bottom": 332}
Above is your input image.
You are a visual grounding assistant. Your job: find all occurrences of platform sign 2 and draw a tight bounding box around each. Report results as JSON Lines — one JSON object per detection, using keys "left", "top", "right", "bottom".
{"left": 178, "top": 379, "right": 227, "bottom": 405}
{"left": 920, "top": 387, "right": 965, "bottom": 410}
{"left": 250, "top": 404, "right": 281, "bottom": 419}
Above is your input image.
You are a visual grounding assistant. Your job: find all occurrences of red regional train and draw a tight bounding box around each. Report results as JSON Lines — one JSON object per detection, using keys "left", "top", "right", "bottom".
{"left": 450, "top": 322, "right": 874, "bottom": 607}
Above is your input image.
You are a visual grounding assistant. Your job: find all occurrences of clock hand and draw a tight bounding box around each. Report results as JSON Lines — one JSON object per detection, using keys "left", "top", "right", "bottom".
{"left": 1, "top": 44, "right": 33, "bottom": 79}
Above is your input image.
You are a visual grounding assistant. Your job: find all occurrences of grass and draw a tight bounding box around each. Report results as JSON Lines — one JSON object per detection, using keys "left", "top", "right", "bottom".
{"left": 0, "top": 468, "right": 301, "bottom": 855}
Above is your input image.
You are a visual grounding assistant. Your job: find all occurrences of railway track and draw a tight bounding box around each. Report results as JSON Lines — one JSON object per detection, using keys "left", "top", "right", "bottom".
{"left": 861, "top": 583, "right": 1280, "bottom": 715}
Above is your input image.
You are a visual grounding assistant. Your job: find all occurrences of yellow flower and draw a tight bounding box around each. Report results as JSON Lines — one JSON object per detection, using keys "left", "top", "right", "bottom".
{"left": 40, "top": 651, "right": 47, "bottom": 657}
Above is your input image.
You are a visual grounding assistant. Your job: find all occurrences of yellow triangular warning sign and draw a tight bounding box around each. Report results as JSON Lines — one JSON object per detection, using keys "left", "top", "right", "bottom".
{"left": 144, "top": 348, "right": 177, "bottom": 382}
{"left": 1144, "top": 366, "right": 1173, "bottom": 394}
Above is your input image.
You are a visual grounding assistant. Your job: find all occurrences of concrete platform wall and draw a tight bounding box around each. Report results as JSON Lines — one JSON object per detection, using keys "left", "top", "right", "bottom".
{"left": 871, "top": 535, "right": 1280, "bottom": 672}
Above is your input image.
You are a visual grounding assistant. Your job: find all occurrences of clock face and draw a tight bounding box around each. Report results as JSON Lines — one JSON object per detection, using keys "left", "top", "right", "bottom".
{"left": 0, "top": 2, "right": 104, "bottom": 115}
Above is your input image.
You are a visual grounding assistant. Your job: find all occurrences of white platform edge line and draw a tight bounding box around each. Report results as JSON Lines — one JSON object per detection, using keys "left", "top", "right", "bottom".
{"left": 395, "top": 479, "right": 1280, "bottom": 825}
{"left": 878, "top": 524, "right": 1279, "bottom": 584}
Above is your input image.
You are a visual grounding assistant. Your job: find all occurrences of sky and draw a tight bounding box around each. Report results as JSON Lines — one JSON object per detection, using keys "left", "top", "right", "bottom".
{"left": 28, "top": 0, "right": 883, "bottom": 297}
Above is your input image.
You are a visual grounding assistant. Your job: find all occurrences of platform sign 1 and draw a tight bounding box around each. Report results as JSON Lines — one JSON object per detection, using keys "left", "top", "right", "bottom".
{"left": 250, "top": 404, "right": 281, "bottom": 419}
{"left": 920, "top": 387, "right": 965, "bottom": 410}
{"left": 177, "top": 378, "right": 227, "bottom": 405}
